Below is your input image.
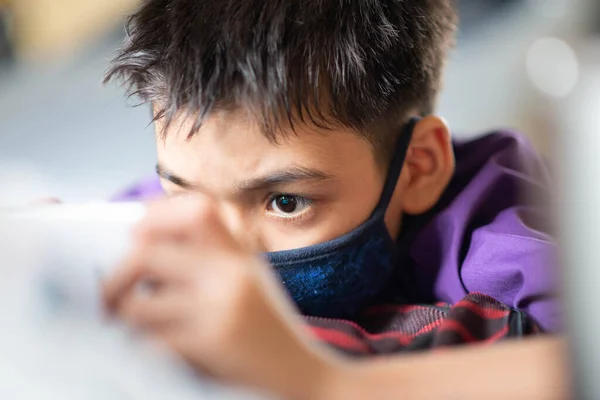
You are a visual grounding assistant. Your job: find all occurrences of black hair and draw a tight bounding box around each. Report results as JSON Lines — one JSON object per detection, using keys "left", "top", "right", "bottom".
{"left": 105, "top": 0, "right": 457, "bottom": 162}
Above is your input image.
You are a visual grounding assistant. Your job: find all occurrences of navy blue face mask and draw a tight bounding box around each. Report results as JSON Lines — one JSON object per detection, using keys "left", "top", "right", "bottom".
{"left": 264, "top": 118, "right": 417, "bottom": 319}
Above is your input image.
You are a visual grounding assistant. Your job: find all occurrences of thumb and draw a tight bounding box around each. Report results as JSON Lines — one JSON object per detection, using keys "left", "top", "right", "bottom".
{"left": 140, "top": 194, "right": 241, "bottom": 252}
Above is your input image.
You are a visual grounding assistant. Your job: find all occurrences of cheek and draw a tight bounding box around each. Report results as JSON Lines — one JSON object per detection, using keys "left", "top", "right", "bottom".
{"left": 336, "top": 161, "right": 385, "bottom": 230}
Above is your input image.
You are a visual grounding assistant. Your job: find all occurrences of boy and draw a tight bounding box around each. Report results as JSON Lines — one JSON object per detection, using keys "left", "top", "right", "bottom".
{"left": 103, "top": 0, "right": 567, "bottom": 398}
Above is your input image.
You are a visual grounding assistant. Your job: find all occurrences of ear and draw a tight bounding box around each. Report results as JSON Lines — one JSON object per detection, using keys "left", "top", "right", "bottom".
{"left": 399, "top": 115, "right": 455, "bottom": 215}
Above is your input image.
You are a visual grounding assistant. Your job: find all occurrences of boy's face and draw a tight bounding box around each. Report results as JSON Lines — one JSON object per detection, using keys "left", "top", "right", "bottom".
{"left": 155, "top": 111, "right": 453, "bottom": 252}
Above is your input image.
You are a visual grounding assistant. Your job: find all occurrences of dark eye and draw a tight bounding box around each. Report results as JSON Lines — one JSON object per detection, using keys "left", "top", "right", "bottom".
{"left": 275, "top": 195, "right": 297, "bottom": 213}
{"left": 268, "top": 195, "right": 311, "bottom": 218}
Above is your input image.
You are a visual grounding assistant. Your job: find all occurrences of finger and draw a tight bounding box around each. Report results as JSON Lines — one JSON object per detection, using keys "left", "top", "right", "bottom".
{"left": 103, "top": 242, "right": 199, "bottom": 310}
{"left": 137, "top": 195, "right": 215, "bottom": 234}
{"left": 150, "top": 325, "right": 211, "bottom": 376}
{"left": 118, "top": 288, "right": 188, "bottom": 329}
{"left": 102, "top": 251, "right": 146, "bottom": 312}
{"left": 135, "top": 196, "right": 235, "bottom": 248}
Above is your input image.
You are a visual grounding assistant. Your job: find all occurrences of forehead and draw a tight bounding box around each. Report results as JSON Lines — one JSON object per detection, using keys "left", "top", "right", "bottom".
{"left": 154, "top": 110, "right": 378, "bottom": 189}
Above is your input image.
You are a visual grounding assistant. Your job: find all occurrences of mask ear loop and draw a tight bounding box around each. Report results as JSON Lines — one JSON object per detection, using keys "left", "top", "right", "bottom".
{"left": 372, "top": 117, "right": 419, "bottom": 214}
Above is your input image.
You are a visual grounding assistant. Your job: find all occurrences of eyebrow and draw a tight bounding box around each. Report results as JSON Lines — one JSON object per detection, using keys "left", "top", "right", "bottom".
{"left": 156, "top": 164, "right": 196, "bottom": 189}
{"left": 155, "top": 163, "right": 334, "bottom": 192}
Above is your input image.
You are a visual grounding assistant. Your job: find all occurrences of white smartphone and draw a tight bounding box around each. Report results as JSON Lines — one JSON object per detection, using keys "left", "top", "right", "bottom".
{"left": 0, "top": 202, "right": 146, "bottom": 319}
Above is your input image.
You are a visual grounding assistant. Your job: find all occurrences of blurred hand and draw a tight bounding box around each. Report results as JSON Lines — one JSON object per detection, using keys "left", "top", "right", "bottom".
{"left": 103, "top": 197, "right": 333, "bottom": 399}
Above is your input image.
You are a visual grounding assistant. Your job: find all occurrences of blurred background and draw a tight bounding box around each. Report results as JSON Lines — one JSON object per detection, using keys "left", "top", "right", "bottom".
{"left": 0, "top": 0, "right": 598, "bottom": 202}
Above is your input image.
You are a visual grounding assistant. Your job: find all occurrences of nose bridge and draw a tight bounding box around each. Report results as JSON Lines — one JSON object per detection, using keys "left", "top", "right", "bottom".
{"left": 218, "top": 202, "right": 265, "bottom": 253}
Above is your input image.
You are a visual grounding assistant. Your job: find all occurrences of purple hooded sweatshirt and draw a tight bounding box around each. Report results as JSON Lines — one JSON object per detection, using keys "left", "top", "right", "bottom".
{"left": 113, "top": 131, "right": 561, "bottom": 332}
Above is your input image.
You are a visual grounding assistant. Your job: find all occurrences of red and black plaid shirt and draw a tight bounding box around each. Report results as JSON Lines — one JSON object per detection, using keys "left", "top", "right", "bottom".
{"left": 304, "top": 292, "right": 540, "bottom": 356}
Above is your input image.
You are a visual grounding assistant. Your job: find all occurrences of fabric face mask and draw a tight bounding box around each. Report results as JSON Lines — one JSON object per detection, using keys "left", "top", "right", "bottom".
{"left": 264, "top": 118, "right": 418, "bottom": 318}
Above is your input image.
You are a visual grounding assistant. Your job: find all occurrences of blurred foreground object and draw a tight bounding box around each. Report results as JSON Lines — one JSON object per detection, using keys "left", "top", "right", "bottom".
{"left": 550, "top": 38, "right": 600, "bottom": 400}
{"left": 0, "top": 203, "right": 267, "bottom": 400}
{"left": 8, "top": 0, "right": 138, "bottom": 59}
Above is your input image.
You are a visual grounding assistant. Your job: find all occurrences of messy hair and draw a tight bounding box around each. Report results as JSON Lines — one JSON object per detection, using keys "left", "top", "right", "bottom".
{"left": 105, "top": 0, "right": 457, "bottom": 161}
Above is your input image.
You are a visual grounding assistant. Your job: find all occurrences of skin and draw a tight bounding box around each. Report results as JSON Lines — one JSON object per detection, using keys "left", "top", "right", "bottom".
{"left": 154, "top": 111, "right": 455, "bottom": 248}
{"left": 103, "top": 111, "right": 568, "bottom": 399}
